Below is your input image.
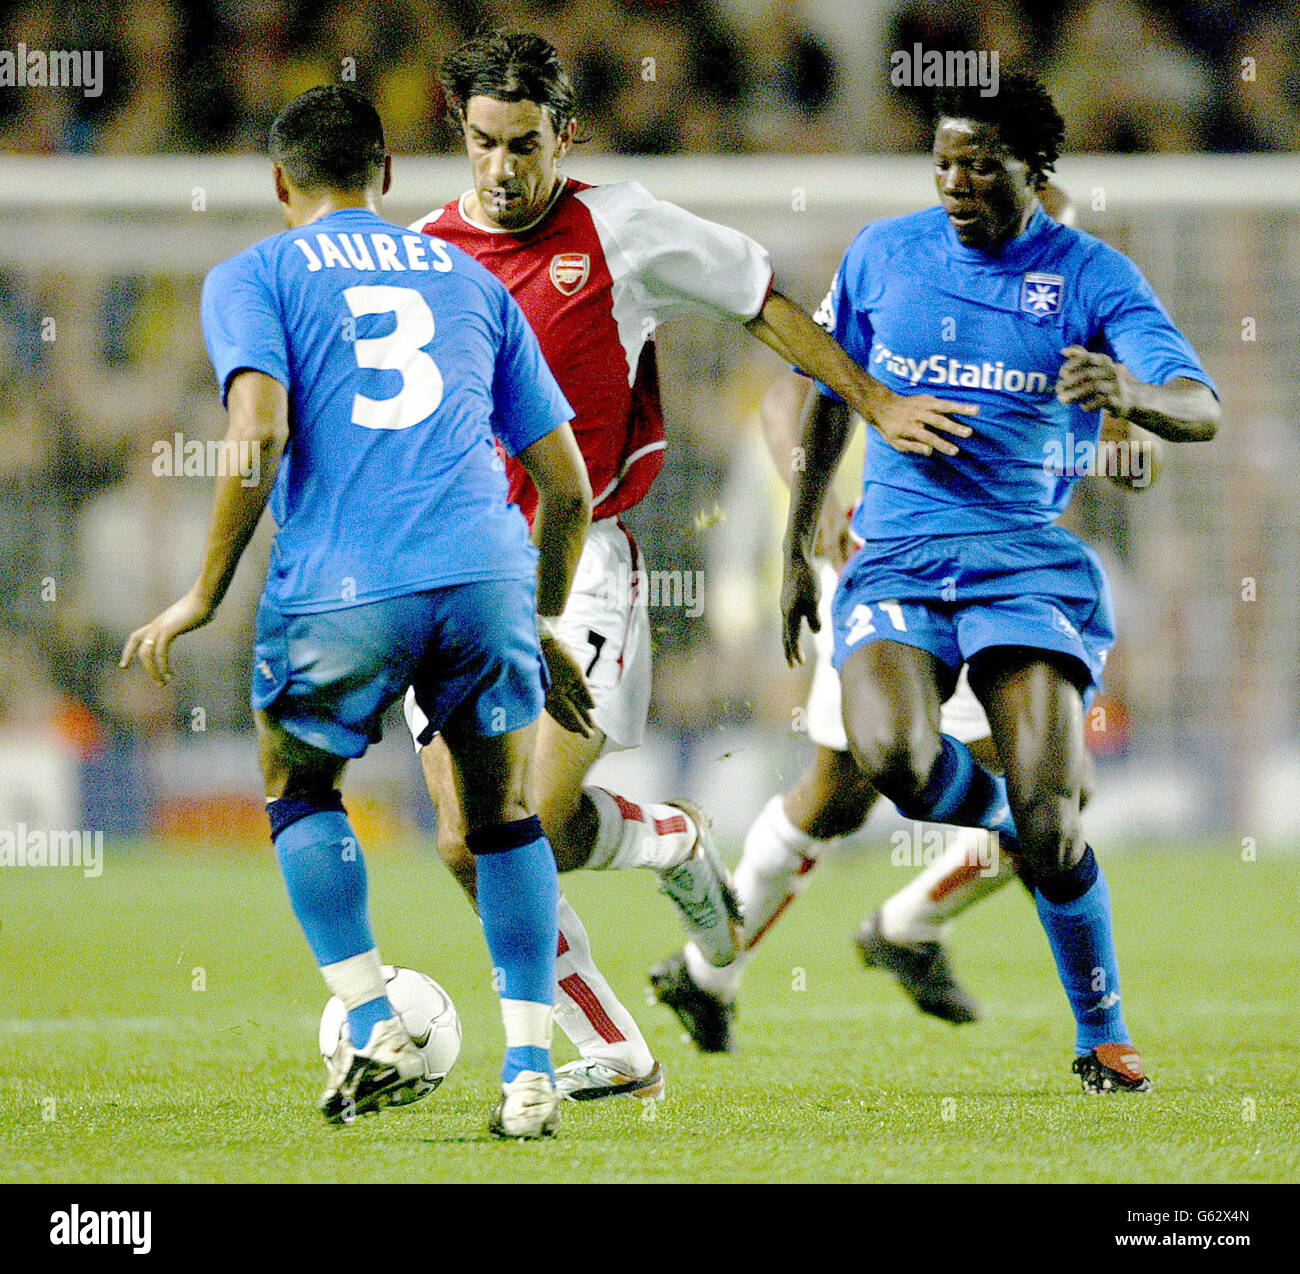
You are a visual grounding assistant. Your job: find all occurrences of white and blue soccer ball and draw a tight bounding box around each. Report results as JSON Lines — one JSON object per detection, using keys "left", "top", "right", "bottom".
{"left": 319, "top": 965, "right": 462, "bottom": 1094}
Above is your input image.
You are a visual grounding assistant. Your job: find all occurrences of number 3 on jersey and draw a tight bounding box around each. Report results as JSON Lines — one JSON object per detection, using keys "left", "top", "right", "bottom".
{"left": 344, "top": 285, "right": 443, "bottom": 430}
{"left": 845, "top": 600, "right": 908, "bottom": 647}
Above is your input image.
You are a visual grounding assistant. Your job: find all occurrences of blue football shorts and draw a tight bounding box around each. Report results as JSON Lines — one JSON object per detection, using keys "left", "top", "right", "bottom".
{"left": 251, "top": 578, "right": 548, "bottom": 758}
{"left": 830, "top": 524, "right": 1116, "bottom": 698}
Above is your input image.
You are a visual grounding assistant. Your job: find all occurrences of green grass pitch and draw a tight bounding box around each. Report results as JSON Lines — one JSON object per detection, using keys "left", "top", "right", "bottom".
{"left": 1, "top": 842, "right": 1296, "bottom": 1183}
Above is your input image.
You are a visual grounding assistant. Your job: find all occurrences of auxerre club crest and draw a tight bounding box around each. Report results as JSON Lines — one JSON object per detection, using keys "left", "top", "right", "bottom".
{"left": 1021, "top": 271, "right": 1064, "bottom": 315}
{"left": 549, "top": 252, "right": 590, "bottom": 295}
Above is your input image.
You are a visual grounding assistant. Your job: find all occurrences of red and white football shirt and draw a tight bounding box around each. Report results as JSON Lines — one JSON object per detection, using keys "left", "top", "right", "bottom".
{"left": 411, "top": 178, "right": 773, "bottom": 522}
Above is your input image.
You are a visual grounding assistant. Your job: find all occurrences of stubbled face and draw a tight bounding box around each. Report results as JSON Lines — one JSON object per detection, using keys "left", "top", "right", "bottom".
{"left": 461, "top": 95, "right": 572, "bottom": 230}
{"left": 933, "top": 117, "right": 1038, "bottom": 249}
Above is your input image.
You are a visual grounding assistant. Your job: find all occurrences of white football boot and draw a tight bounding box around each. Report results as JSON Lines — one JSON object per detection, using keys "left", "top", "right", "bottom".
{"left": 554, "top": 1058, "right": 666, "bottom": 1102}
{"left": 656, "top": 801, "right": 743, "bottom": 967}
{"left": 320, "top": 1017, "right": 431, "bottom": 1125}
{"left": 488, "top": 1071, "right": 562, "bottom": 1139}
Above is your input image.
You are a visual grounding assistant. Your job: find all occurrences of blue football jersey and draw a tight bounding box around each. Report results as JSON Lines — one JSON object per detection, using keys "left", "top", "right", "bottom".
{"left": 201, "top": 207, "right": 573, "bottom": 613}
{"left": 815, "top": 205, "right": 1216, "bottom": 540}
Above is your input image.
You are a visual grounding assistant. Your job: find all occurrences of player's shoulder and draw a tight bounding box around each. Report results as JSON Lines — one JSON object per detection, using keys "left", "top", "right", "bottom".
{"left": 202, "top": 230, "right": 286, "bottom": 298}
{"left": 1044, "top": 219, "right": 1147, "bottom": 293}
{"left": 407, "top": 198, "right": 459, "bottom": 235}
{"left": 570, "top": 178, "right": 671, "bottom": 229}
{"left": 837, "top": 206, "right": 944, "bottom": 283}
{"left": 852, "top": 205, "right": 944, "bottom": 257}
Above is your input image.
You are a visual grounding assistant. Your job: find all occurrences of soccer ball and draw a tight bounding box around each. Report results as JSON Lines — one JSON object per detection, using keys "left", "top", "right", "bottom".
{"left": 319, "top": 965, "right": 462, "bottom": 1096}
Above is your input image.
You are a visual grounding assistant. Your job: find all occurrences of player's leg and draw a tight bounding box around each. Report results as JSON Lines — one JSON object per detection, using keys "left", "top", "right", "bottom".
{"left": 872, "top": 730, "right": 1017, "bottom": 943}
{"left": 858, "top": 675, "right": 1023, "bottom": 1024}
{"left": 970, "top": 648, "right": 1150, "bottom": 1092}
{"left": 532, "top": 522, "right": 738, "bottom": 964}
{"left": 252, "top": 595, "right": 440, "bottom": 1125}
{"left": 438, "top": 719, "right": 564, "bottom": 1137}
{"left": 413, "top": 574, "right": 573, "bottom": 1138}
{"left": 261, "top": 714, "right": 423, "bottom": 1123}
{"left": 403, "top": 615, "right": 664, "bottom": 1102}
{"left": 652, "top": 746, "right": 877, "bottom": 1052}
{"left": 527, "top": 712, "right": 664, "bottom": 1097}
{"left": 649, "top": 560, "right": 879, "bottom": 1049}
{"left": 720, "top": 600, "right": 887, "bottom": 974}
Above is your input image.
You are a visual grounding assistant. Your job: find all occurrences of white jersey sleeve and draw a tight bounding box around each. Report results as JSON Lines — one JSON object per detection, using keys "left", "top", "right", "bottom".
{"left": 577, "top": 180, "right": 773, "bottom": 324}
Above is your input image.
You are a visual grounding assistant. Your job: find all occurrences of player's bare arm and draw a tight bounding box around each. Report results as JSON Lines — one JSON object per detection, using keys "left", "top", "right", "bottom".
{"left": 1056, "top": 348, "right": 1219, "bottom": 441}
{"left": 515, "top": 422, "right": 596, "bottom": 736}
{"left": 780, "top": 391, "right": 855, "bottom": 666}
{"left": 759, "top": 371, "right": 855, "bottom": 561}
{"left": 745, "top": 289, "right": 977, "bottom": 458}
{"left": 119, "top": 369, "right": 288, "bottom": 683}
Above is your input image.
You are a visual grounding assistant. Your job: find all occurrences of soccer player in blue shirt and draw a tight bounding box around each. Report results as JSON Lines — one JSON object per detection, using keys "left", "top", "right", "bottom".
{"left": 781, "top": 73, "right": 1219, "bottom": 1093}
{"left": 120, "top": 86, "right": 594, "bottom": 1138}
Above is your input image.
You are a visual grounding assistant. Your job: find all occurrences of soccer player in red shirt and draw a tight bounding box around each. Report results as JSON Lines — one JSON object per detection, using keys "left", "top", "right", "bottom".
{"left": 402, "top": 30, "right": 975, "bottom": 1102}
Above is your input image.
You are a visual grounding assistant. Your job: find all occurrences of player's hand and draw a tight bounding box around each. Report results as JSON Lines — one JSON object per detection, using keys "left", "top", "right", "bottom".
{"left": 1098, "top": 415, "right": 1160, "bottom": 492}
{"left": 813, "top": 498, "right": 855, "bottom": 571}
{"left": 540, "top": 634, "right": 596, "bottom": 736}
{"left": 780, "top": 546, "right": 821, "bottom": 667}
{"left": 873, "top": 392, "right": 977, "bottom": 457}
{"left": 119, "top": 588, "right": 217, "bottom": 685}
{"left": 1056, "top": 347, "right": 1139, "bottom": 417}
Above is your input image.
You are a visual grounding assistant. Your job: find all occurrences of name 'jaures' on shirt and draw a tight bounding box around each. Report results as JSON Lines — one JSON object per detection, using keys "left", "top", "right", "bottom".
{"left": 200, "top": 207, "right": 573, "bottom": 614}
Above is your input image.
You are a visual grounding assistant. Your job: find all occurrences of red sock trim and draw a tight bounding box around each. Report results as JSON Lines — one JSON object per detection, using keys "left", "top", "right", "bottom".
{"left": 609, "top": 791, "right": 644, "bottom": 822}
{"left": 928, "top": 860, "right": 984, "bottom": 903}
{"left": 654, "top": 814, "right": 689, "bottom": 837}
{"left": 558, "top": 973, "right": 626, "bottom": 1044}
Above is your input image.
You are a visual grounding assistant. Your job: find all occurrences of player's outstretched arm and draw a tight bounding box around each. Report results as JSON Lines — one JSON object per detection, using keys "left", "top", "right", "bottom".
{"left": 119, "top": 370, "right": 288, "bottom": 684}
{"left": 1056, "top": 348, "right": 1219, "bottom": 442}
{"left": 515, "top": 423, "right": 595, "bottom": 736}
{"left": 781, "top": 391, "right": 854, "bottom": 667}
{"left": 745, "top": 290, "right": 977, "bottom": 457}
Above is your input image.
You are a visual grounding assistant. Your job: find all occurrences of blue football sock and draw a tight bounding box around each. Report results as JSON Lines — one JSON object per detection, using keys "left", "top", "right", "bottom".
{"left": 270, "top": 794, "right": 393, "bottom": 1044}
{"left": 1034, "top": 847, "right": 1131, "bottom": 1051}
{"left": 894, "top": 734, "right": 1017, "bottom": 839}
{"left": 470, "top": 817, "right": 558, "bottom": 1084}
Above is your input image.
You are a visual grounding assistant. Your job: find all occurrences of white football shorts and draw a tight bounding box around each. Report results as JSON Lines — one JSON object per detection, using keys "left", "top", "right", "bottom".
{"left": 403, "top": 517, "right": 652, "bottom": 753}
{"left": 806, "top": 563, "right": 991, "bottom": 751}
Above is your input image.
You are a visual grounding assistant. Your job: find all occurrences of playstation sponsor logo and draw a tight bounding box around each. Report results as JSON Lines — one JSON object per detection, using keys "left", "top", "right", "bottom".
{"left": 871, "top": 340, "right": 1052, "bottom": 395}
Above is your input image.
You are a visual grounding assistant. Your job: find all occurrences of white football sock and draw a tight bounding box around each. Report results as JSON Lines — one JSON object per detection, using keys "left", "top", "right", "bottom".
{"left": 878, "top": 826, "right": 1018, "bottom": 943}
{"left": 684, "top": 795, "right": 823, "bottom": 1003}
{"left": 552, "top": 894, "right": 655, "bottom": 1075}
{"left": 320, "top": 948, "right": 387, "bottom": 1013}
{"left": 501, "top": 998, "right": 554, "bottom": 1051}
{"left": 583, "top": 786, "right": 698, "bottom": 872}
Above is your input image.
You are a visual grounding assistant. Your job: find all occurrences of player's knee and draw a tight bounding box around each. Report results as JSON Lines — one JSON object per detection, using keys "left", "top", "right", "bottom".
{"left": 809, "top": 776, "right": 879, "bottom": 839}
{"left": 788, "top": 750, "right": 877, "bottom": 840}
{"left": 535, "top": 787, "right": 587, "bottom": 868}
{"left": 1014, "top": 795, "right": 1084, "bottom": 877}
{"left": 437, "top": 833, "right": 476, "bottom": 893}
{"left": 849, "top": 722, "right": 939, "bottom": 808}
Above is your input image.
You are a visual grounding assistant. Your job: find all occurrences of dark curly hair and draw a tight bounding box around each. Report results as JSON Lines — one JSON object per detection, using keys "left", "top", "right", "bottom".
{"left": 440, "top": 29, "right": 578, "bottom": 136}
{"left": 932, "top": 71, "right": 1065, "bottom": 185}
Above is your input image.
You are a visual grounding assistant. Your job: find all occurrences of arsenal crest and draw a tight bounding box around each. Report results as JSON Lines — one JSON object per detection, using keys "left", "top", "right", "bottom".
{"left": 550, "top": 253, "right": 590, "bottom": 295}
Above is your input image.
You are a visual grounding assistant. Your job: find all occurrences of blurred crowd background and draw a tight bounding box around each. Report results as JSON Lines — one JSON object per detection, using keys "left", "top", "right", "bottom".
{"left": 3, "top": 0, "right": 1300, "bottom": 155}
{"left": 1, "top": 0, "right": 1297, "bottom": 848}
